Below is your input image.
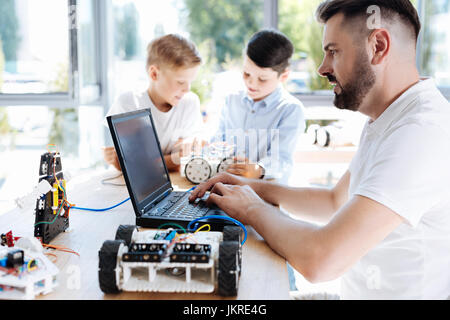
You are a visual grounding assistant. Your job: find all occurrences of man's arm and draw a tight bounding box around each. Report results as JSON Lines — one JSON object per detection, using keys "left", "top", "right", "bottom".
{"left": 191, "top": 171, "right": 350, "bottom": 224}
{"left": 207, "top": 183, "right": 403, "bottom": 283}
{"left": 250, "top": 170, "right": 350, "bottom": 223}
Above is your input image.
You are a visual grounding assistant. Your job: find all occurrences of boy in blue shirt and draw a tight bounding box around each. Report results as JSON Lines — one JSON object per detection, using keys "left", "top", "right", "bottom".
{"left": 213, "top": 29, "right": 306, "bottom": 183}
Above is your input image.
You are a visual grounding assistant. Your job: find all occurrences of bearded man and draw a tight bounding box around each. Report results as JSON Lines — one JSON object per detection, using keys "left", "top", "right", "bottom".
{"left": 189, "top": 0, "right": 450, "bottom": 299}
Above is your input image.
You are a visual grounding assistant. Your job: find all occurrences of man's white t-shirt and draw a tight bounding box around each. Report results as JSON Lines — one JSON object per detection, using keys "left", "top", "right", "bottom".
{"left": 106, "top": 91, "right": 204, "bottom": 155}
{"left": 342, "top": 79, "right": 450, "bottom": 299}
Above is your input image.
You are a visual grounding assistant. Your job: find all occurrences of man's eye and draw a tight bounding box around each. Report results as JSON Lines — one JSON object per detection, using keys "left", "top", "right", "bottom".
{"left": 330, "top": 50, "right": 337, "bottom": 56}
{"left": 258, "top": 79, "right": 267, "bottom": 82}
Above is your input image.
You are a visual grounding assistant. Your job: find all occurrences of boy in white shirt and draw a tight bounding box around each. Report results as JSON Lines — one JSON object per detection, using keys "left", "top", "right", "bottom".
{"left": 103, "top": 34, "right": 204, "bottom": 172}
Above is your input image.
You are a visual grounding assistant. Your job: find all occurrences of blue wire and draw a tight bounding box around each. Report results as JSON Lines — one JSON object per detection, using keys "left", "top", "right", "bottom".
{"left": 187, "top": 215, "right": 247, "bottom": 245}
{"left": 70, "top": 198, "right": 130, "bottom": 212}
{"left": 70, "top": 187, "right": 194, "bottom": 213}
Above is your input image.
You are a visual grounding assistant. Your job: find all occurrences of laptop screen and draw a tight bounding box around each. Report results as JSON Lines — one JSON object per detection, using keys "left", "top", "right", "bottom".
{"left": 108, "top": 110, "right": 171, "bottom": 208}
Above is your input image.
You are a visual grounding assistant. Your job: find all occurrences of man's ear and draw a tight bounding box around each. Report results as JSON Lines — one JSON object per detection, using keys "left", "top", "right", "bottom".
{"left": 369, "top": 28, "right": 391, "bottom": 65}
{"left": 279, "top": 69, "right": 290, "bottom": 83}
{"left": 148, "top": 65, "right": 160, "bottom": 81}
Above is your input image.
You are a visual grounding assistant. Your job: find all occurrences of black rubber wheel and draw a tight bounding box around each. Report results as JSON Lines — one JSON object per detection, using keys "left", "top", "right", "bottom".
{"left": 222, "top": 226, "right": 242, "bottom": 276}
{"left": 217, "top": 241, "right": 240, "bottom": 297}
{"left": 115, "top": 225, "right": 136, "bottom": 247}
{"left": 98, "top": 240, "right": 126, "bottom": 293}
{"left": 98, "top": 269, "right": 120, "bottom": 294}
{"left": 223, "top": 226, "right": 241, "bottom": 243}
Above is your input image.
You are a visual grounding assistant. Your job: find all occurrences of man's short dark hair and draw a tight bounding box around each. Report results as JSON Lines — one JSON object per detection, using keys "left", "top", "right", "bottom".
{"left": 246, "top": 29, "right": 294, "bottom": 74}
{"left": 316, "top": 0, "right": 421, "bottom": 42}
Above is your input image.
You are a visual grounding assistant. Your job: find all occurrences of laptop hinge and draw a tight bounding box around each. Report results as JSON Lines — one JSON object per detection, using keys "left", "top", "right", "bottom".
{"left": 141, "top": 188, "right": 172, "bottom": 214}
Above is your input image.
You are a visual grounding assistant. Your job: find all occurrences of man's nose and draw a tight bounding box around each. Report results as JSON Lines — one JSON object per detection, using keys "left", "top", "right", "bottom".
{"left": 318, "top": 57, "right": 333, "bottom": 78}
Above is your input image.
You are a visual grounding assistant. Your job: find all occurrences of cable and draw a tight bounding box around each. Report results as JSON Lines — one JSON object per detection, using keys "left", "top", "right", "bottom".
{"left": 194, "top": 224, "right": 211, "bottom": 233}
{"left": 27, "top": 259, "right": 37, "bottom": 272}
{"left": 187, "top": 215, "right": 247, "bottom": 245}
{"left": 101, "top": 173, "right": 126, "bottom": 186}
{"left": 42, "top": 243, "right": 80, "bottom": 257}
{"left": 70, "top": 197, "right": 130, "bottom": 212}
{"left": 34, "top": 199, "right": 64, "bottom": 227}
{"left": 157, "top": 223, "right": 187, "bottom": 233}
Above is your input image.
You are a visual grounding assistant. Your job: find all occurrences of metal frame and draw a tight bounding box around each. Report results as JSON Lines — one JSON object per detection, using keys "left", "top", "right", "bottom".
{"left": 0, "top": 0, "right": 80, "bottom": 108}
{"left": 264, "top": 0, "right": 278, "bottom": 29}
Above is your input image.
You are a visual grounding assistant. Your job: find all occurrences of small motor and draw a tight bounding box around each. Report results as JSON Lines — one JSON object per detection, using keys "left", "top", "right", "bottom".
{"left": 6, "top": 249, "right": 24, "bottom": 268}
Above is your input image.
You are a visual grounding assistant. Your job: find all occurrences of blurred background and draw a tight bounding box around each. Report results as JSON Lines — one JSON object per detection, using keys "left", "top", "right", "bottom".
{"left": 0, "top": 0, "right": 449, "bottom": 216}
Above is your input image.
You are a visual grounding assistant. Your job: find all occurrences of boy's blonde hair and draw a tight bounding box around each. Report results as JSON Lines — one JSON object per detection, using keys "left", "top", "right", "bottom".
{"left": 146, "top": 34, "right": 202, "bottom": 71}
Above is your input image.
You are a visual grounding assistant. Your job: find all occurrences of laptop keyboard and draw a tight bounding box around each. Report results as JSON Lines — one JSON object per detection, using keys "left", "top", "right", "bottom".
{"left": 149, "top": 192, "right": 209, "bottom": 220}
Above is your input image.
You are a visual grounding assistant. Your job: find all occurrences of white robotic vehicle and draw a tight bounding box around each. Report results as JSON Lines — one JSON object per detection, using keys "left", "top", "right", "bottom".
{"left": 180, "top": 142, "right": 236, "bottom": 184}
{"left": 98, "top": 224, "right": 242, "bottom": 296}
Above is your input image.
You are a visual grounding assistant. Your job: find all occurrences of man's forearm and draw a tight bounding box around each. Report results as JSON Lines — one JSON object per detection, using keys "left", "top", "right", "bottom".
{"left": 248, "top": 180, "right": 338, "bottom": 223}
{"left": 247, "top": 202, "right": 323, "bottom": 281}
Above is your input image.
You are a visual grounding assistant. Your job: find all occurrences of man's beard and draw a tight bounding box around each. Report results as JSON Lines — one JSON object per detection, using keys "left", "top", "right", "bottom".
{"left": 328, "top": 50, "right": 376, "bottom": 112}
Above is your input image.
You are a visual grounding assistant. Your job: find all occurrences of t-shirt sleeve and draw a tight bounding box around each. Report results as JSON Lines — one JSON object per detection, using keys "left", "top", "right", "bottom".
{"left": 103, "top": 92, "right": 134, "bottom": 127}
{"left": 353, "top": 122, "right": 450, "bottom": 227}
{"left": 179, "top": 93, "right": 204, "bottom": 140}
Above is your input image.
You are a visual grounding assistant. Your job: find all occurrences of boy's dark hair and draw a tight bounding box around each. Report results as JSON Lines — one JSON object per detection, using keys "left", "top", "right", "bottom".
{"left": 316, "top": 0, "right": 421, "bottom": 43}
{"left": 246, "top": 29, "right": 294, "bottom": 75}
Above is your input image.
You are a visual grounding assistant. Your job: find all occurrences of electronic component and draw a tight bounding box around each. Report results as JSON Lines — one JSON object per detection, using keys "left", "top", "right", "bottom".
{"left": 0, "top": 231, "right": 15, "bottom": 248}
{"left": 34, "top": 152, "right": 69, "bottom": 244}
{"left": 170, "top": 243, "right": 211, "bottom": 263}
{"left": 6, "top": 249, "right": 24, "bottom": 268}
{"left": 122, "top": 243, "right": 167, "bottom": 262}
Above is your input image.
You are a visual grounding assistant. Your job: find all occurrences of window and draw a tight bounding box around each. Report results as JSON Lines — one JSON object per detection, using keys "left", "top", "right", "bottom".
{"left": 110, "top": 0, "right": 264, "bottom": 97}
{"left": 278, "top": 0, "right": 450, "bottom": 101}
{"left": 110, "top": 0, "right": 264, "bottom": 135}
{"left": 418, "top": 0, "right": 450, "bottom": 95}
{"left": 78, "top": 0, "right": 102, "bottom": 104}
{"left": 0, "top": 0, "right": 70, "bottom": 95}
{"left": 0, "top": 0, "right": 104, "bottom": 216}
{"left": 278, "top": 0, "right": 332, "bottom": 97}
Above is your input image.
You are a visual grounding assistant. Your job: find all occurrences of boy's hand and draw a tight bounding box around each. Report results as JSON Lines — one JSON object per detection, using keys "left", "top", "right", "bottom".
{"left": 102, "top": 146, "right": 121, "bottom": 171}
{"left": 171, "top": 138, "right": 206, "bottom": 164}
{"left": 226, "top": 157, "right": 263, "bottom": 179}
